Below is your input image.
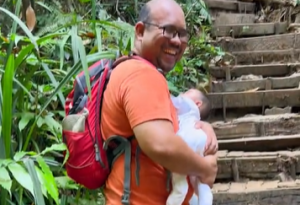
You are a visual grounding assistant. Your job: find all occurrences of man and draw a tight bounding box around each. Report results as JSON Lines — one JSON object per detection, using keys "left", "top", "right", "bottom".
{"left": 100, "top": 0, "right": 218, "bottom": 204}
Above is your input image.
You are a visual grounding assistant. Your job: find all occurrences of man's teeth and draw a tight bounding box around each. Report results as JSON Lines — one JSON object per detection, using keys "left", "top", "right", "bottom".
{"left": 164, "top": 49, "right": 176, "bottom": 55}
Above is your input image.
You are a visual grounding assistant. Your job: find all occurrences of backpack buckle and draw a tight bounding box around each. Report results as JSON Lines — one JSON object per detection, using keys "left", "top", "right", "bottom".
{"left": 121, "top": 191, "right": 130, "bottom": 205}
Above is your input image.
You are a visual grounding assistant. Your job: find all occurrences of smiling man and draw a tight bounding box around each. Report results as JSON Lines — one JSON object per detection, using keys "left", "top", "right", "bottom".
{"left": 100, "top": 0, "right": 218, "bottom": 204}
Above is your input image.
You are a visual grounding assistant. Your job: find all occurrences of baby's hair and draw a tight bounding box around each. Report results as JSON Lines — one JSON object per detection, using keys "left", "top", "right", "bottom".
{"left": 198, "top": 92, "right": 211, "bottom": 120}
{"left": 183, "top": 88, "right": 212, "bottom": 120}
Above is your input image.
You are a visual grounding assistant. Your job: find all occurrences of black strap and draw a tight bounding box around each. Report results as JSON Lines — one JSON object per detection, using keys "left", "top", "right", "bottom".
{"left": 104, "top": 136, "right": 135, "bottom": 205}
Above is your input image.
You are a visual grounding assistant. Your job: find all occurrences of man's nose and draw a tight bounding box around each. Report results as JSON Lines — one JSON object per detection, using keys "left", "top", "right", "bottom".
{"left": 170, "top": 34, "right": 182, "bottom": 47}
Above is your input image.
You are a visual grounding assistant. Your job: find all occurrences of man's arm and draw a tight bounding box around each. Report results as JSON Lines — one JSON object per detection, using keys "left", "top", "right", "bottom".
{"left": 119, "top": 66, "right": 217, "bottom": 182}
{"left": 133, "top": 119, "right": 213, "bottom": 176}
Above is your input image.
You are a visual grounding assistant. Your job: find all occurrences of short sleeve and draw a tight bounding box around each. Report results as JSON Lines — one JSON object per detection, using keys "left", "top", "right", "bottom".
{"left": 119, "top": 66, "right": 172, "bottom": 128}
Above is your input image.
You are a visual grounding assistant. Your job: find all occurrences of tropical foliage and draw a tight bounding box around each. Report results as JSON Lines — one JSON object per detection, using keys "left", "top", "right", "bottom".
{"left": 0, "top": 0, "right": 224, "bottom": 204}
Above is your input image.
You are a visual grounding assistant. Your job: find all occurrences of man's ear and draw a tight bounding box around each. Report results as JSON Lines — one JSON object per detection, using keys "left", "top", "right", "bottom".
{"left": 135, "top": 21, "right": 145, "bottom": 40}
{"left": 135, "top": 21, "right": 145, "bottom": 41}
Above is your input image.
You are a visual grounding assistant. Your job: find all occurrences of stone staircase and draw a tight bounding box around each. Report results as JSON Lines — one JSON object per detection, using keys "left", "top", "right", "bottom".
{"left": 204, "top": 0, "right": 300, "bottom": 204}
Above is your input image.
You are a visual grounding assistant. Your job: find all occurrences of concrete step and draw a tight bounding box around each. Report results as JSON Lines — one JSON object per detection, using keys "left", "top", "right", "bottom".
{"left": 213, "top": 180, "right": 300, "bottom": 205}
{"left": 216, "top": 150, "right": 300, "bottom": 182}
{"left": 212, "top": 12, "right": 256, "bottom": 25}
{"left": 212, "top": 113, "right": 300, "bottom": 140}
{"left": 219, "top": 134, "right": 300, "bottom": 152}
{"left": 214, "top": 33, "right": 300, "bottom": 53}
{"left": 207, "top": 88, "right": 300, "bottom": 110}
{"left": 211, "top": 73, "right": 300, "bottom": 93}
{"left": 231, "top": 48, "right": 300, "bottom": 65}
{"left": 209, "top": 63, "right": 300, "bottom": 79}
{"left": 211, "top": 22, "right": 287, "bottom": 38}
{"left": 204, "top": 0, "right": 256, "bottom": 13}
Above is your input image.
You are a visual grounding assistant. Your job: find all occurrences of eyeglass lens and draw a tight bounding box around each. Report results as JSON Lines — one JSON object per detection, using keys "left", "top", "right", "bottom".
{"left": 163, "top": 25, "right": 189, "bottom": 42}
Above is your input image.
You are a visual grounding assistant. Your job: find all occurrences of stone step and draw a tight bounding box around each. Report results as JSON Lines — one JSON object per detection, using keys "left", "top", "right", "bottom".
{"left": 212, "top": 12, "right": 256, "bottom": 25}
{"left": 214, "top": 33, "right": 300, "bottom": 52}
{"left": 209, "top": 63, "right": 300, "bottom": 79}
{"left": 219, "top": 134, "right": 300, "bottom": 152}
{"left": 216, "top": 150, "right": 300, "bottom": 181}
{"left": 212, "top": 113, "right": 300, "bottom": 140}
{"left": 204, "top": 0, "right": 256, "bottom": 13}
{"left": 207, "top": 88, "right": 300, "bottom": 110}
{"left": 211, "top": 22, "right": 287, "bottom": 38}
{"left": 213, "top": 180, "right": 300, "bottom": 205}
{"left": 231, "top": 49, "right": 300, "bottom": 65}
{"left": 211, "top": 73, "right": 300, "bottom": 93}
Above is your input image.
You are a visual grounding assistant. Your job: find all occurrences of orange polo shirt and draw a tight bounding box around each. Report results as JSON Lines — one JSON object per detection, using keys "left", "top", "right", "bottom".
{"left": 101, "top": 58, "right": 193, "bottom": 205}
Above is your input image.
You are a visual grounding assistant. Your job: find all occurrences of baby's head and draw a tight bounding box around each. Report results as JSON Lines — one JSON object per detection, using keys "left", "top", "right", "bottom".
{"left": 180, "top": 88, "right": 211, "bottom": 120}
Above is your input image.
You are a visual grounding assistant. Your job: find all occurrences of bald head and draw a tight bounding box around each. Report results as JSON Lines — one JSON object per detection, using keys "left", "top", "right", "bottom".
{"left": 181, "top": 88, "right": 211, "bottom": 120}
{"left": 146, "top": 0, "right": 185, "bottom": 21}
{"left": 134, "top": 0, "right": 188, "bottom": 73}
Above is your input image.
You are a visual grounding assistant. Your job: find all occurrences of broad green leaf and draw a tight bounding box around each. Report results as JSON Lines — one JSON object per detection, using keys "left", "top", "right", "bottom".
{"left": 34, "top": 166, "right": 48, "bottom": 197}
{"left": 13, "top": 151, "right": 37, "bottom": 161}
{"left": 173, "top": 60, "right": 184, "bottom": 74}
{"left": 13, "top": 152, "right": 27, "bottom": 162}
{"left": 7, "top": 162, "right": 34, "bottom": 196}
{"left": 36, "top": 115, "right": 61, "bottom": 136}
{"left": 55, "top": 176, "right": 78, "bottom": 190}
{"left": 23, "top": 158, "right": 46, "bottom": 205}
{"left": 2, "top": 54, "right": 14, "bottom": 158}
{"left": 41, "top": 143, "right": 67, "bottom": 155}
{"left": 25, "top": 53, "right": 39, "bottom": 66}
{"left": 36, "top": 156, "right": 59, "bottom": 204}
{"left": 14, "top": 34, "right": 25, "bottom": 46}
{"left": 18, "top": 112, "right": 35, "bottom": 132}
{"left": 0, "top": 167, "right": 12, "bottom": 197}
{"left": 45, "top": 115, "right": 62, "bottom": 134}
{"left": 0, "top": 159, "right": 13, "bottom": 167}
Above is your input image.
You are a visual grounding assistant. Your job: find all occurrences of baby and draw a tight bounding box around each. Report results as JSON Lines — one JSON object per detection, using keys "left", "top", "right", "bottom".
{"left": 166, "top": 88, "right": 213, "bottom": 205}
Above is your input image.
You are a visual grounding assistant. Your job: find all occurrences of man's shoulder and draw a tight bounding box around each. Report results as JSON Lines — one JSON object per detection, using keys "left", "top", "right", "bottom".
{"left": 111, "top": 58, "right": 167, "bottom": 89}
{"left": 114, "top": 58, "right": 158, "bottom": 75}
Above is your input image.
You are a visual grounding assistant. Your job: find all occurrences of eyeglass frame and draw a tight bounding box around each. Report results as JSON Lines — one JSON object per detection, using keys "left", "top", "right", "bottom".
{"left": 143, "top": 22, "right": 190, "bottom": 43}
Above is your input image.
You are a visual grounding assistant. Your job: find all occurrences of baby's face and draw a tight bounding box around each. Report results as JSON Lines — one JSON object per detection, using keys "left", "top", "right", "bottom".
{"left": 181, "top": 90, "right": 203, "bottom": 114}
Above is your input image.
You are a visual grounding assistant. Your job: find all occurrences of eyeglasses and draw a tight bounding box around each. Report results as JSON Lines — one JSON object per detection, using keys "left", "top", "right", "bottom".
{"left": 144, "top": 22, "right": 190, "bottom": 43}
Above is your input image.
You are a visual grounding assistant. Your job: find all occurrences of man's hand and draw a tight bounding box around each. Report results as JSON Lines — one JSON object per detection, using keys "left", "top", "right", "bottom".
{"left": 195, "top": 121, "right": 218, "bottom": 156}
{"left": 197, "top": 155, "right": 218, "bottom": 188}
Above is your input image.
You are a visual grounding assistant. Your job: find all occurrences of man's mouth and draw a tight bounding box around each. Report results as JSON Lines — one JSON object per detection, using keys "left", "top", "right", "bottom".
{"left": 164, "top": 49, "right": 177, "bottom": 55}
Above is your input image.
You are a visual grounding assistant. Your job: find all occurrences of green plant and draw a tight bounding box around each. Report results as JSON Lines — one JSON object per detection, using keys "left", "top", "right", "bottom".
{"left": 0, "top": 0, "right": 134, "bottom": 204}
{"left": 0, "top": 0, "right": 224, "bottom": 204}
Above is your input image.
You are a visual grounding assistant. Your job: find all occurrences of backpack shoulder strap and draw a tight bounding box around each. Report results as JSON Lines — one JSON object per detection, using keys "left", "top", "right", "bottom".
{"left": 104, "top": 136, "right": 133, "bottom": 205}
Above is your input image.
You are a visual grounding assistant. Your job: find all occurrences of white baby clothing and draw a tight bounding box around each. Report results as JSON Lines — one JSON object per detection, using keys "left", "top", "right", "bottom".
{"left": 166, "top": 95, "right": 213, "bottom": 205}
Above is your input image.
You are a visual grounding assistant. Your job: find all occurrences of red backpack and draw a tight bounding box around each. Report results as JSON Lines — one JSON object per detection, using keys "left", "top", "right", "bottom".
{"left": 62, "top": 54, "right": 171, "bottom": 205}
{"left": 61, "top": 55, "right": 145, "bottom": 200}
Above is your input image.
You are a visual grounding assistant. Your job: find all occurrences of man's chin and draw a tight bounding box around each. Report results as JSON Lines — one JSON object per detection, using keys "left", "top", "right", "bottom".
{"left": 160, "top": 64, "right": 176, "bottom": 74}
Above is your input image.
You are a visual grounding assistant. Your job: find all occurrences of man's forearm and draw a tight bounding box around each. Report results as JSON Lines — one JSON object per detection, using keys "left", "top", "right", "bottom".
{"left": 133, "top": 119, "right": 216, "bottom": 177}
{"left": 144, "top": 135, "right": 210, "bottom": 176}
